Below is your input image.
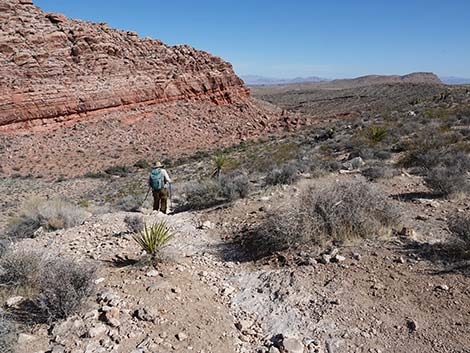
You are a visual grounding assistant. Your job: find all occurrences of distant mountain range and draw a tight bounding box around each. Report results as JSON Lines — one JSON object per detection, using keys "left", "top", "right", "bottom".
{"left": 241, "top": 75, "right": 327, "bottom": 86}
{"left": 243, "top": 73, "right": 470, "bottom": 86}
{"left": 440, "top": 76, "right": 470, "bottom": 85}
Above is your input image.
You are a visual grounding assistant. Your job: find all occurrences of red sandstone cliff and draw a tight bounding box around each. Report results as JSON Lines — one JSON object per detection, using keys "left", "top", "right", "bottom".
{"left": 0, "top": 0, "right": 249, "bottom": 129}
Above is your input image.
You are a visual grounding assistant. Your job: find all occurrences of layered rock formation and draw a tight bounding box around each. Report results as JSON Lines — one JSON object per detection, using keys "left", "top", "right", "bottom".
{"left": 0, "top": 0, "right": 249, "bottom": 129}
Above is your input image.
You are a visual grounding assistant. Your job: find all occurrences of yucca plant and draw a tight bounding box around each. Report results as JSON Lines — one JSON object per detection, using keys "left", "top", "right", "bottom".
{"left": 212, "top": 153, "right": 227, "bottom": 178}
{"left": 367, "top": 126, "right": 388, "bottom": 144}
{"left": 132, "top": 221, "right": 174, "bottom": 259}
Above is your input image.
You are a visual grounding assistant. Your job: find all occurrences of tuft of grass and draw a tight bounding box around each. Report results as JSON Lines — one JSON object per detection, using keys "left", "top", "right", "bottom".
{"left": 133, "top": 221, "right": 174, "bottom": 259}
{"left": 7, "top": 199, "right": 86, "bottom": 238}
{"left": 243, "top": 179, "right": 401, "bottom": 258}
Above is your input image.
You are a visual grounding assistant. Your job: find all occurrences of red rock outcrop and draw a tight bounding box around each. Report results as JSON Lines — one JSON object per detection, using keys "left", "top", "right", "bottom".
{"left": 0, "top": 0, "right": 249, "bottom": 129}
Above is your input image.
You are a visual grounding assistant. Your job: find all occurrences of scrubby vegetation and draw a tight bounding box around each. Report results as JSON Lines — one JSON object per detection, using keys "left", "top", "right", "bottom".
{"left": 448, "top": 213, "right": 470, "bottom": 249}
{"left": 0, "top": 248, "right": 95, "bottom": 324}
{"left": 7, "top": 198, "right": 86, "bottom": 238}
{"left": 242, "top": 180, "right": 401, "bottom": 258}
{"left": 181, "top": 173, "right": 251, "bottom": 210}
{"left": 36, "top": 257, "right": 95, "bottom": 321}
{"left": 265, "top": 162, "right": 302, "bottom": 186}
{"left": 0, "top": 250, "right": 43, "bottom": 286}
{"left": 124, "top": 214, "right": 144, "bottom": 233}
{"left": 0, "top": 314, "right": 16, "bottom": 353}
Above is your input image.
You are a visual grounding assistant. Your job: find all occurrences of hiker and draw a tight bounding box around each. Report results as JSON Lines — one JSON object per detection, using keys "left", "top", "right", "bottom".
{"left": 148, "top": 161, "right": 172, "bottom": 213}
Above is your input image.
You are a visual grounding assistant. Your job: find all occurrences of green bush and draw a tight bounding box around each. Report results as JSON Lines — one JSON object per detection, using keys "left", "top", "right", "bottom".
{"left": 7, "top": 199, "right": 86, "bottom": 238}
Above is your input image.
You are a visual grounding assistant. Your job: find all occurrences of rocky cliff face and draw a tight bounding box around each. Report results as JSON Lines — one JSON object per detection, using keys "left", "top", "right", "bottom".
{"left": 0, "top": 0, "right": 249, "bottom": 129}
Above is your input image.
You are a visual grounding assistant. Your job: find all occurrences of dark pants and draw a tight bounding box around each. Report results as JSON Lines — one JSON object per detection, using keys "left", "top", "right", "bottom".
{"left": 152, "top": 188, "right": 169, "bottom": 213}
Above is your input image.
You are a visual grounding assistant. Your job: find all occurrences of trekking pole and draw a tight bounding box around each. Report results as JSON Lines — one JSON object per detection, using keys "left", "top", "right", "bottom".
{"left": 169, "top": 183, "right": 173, "bottom": 213}
{"left": 141, "top": 187, "right": 151, "bottom": 208}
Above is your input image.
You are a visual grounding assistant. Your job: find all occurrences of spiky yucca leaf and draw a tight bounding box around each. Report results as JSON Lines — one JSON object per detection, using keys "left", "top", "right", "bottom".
{"left": 132, "top": 221, "right": 174, "bottom": 257}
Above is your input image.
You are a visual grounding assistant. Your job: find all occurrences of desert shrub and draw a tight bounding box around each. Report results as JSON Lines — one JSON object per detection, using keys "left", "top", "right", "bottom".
{"left": 374, "top": 149, "right": 392, "bottom": 160}
{"left": 265, "top": 162, "right": 301, "bottom": 186}
{"left": 35, "top": 258, "right": 95, "bottom": 322}
{"left": 7, "top": 199, "right": 86, "bottom": 238}
{"left": 362, "top": 165, "right": 399, "bottom": 181}
{"left": 448, "top": 213, "right": 470, "bottom": 247}
{"left": 134, "top": 159, "right": 150, "bottom": 169}
{"left": 124, "top": 215, "right": 144, "bottom": 233}
{"left": 0, "top": 239, "right": 10, "bottom": 258}
{"left": 244, "top": 180, "right": 401, "bottom": 258}
{"left": 182, "top": 179, "right": 222, "bottom": 210}
{"left": 182, "top": 174, "right": 251, "bottom": 210}
{"left": 0, "top": 315, "right": 16, "bottom": 353}
{"left": 424, "top": 152, "right": 470, "bottom": 196}
{"left": 116, "top": 194, "right": 142, "bottom": 212}
{"left": 133, "top": 221, "right": 174, "bottom": 259}
{"left": 0, "top": 250, "right": 43, "bottom": 286}
{"left": 220, "top": 174, "right": 251, "bottom": 201}
{"left": 104, "top": 165, "right": 130, "bottom": 176}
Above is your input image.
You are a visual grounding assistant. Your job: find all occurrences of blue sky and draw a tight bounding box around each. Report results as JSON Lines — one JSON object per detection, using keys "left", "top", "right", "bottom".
{"left": 34, "top": 0, "right": 470, "bottom": 79}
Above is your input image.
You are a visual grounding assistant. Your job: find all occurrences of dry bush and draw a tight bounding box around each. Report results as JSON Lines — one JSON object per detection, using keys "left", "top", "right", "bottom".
{"left": 244, "top": 179, "right": 401, "bottom": 258}
{"left": 0, "top": 314, "right": 16, "bottom": 353}
{"left": 220, "top": 174, "right": 251, "bottom": 201}
{"left": 362, "top": 164, "right": 400, "bottom": 181}
{"left": 116, "top": 194, "right": 142, "bottom": 212}
{"left": 0, "top": 239, "right": 10, "bottom": 258}
{"left": 0, "top": 250, "right": 43, "bottom": 286}
{"left": 265, "top": 162, "right": 301, "bottom": 186}
{"left": 182, "top": 174, "right": 251, "bottom": 210}
{"left": 424, "top": 152, "right": 470, "bottom": 197}
{"left": 182, "top": 179, "right": 222, "bottom": 210}
{"left": 448, "top": 213, "right": 470, "bottom": 248}
{"left": 7, "top": 198, "right": 86, "bottom": 238}
{"left": 35, "top": 258, "right": 95, "bottom": 322}
{"left": 0, "top": 249, "right": 95, "bottom": 323}
{"left": 124, "top": 214, "right": 144, "bottom": 233}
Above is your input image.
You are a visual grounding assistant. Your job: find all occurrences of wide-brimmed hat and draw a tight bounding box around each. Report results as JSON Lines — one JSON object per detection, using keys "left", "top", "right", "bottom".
{"left": 154, "top": 161, "right": 163, "bottom": 168}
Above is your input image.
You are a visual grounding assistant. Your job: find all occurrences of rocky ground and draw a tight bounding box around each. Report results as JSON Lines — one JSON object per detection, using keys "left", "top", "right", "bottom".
{"left": 3, "top": 170, "right": 469, "bottom": 353}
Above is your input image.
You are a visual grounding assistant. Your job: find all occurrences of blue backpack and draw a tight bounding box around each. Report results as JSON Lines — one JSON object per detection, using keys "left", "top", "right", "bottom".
{"left": 150, "top": 168, "right": 165, "bottom": 190}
